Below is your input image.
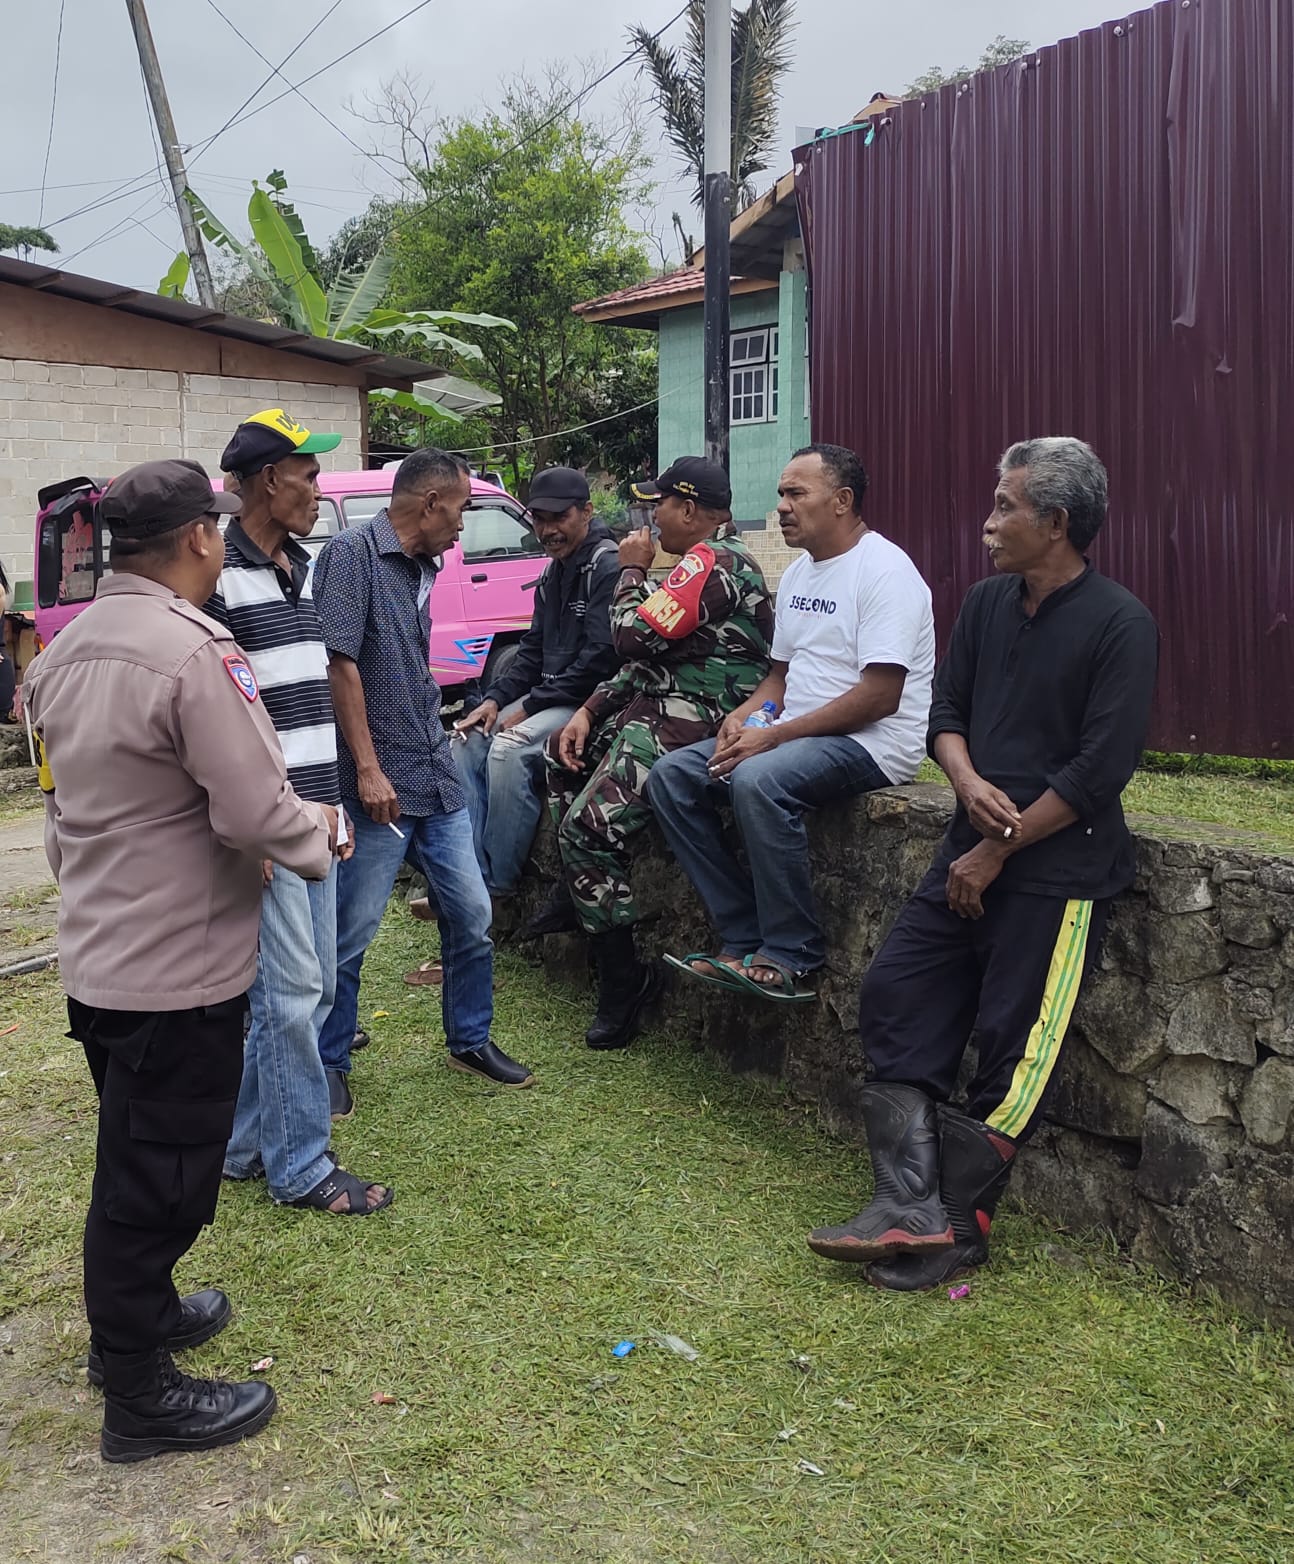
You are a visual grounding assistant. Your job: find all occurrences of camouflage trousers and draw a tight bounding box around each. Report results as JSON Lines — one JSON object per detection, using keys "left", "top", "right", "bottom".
{"left": 546, "top": 698, "right": 712, "bottom": 934}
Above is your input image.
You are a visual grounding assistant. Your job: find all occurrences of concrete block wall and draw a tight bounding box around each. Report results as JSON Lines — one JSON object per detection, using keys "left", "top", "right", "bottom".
{"left": 513, "top": 788, "right": 1294, "bottom": 1331}
{"left": 0, "top": 362, "right": 364, "bottom": 583}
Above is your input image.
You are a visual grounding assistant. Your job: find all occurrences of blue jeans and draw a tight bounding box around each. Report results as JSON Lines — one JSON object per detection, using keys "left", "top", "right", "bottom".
{"left": 455, "top": 701, "right": 575, "bottom": 892}
{"left": 317, "top": 804, "right": 493, "bottom": 1075}
{"left": 223, "top": 863, "right": 337, "bottom": 1202}
{"left": 645, "top": 735, "right": 891, "bottom": 973}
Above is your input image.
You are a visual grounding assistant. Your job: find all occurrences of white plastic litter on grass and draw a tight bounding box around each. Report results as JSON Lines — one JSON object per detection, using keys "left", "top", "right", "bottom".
{"left": 653, "top": 1333, "right": 700, "bottom": 1361}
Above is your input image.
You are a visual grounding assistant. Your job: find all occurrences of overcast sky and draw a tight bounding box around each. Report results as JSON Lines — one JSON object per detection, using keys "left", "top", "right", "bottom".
{"left": 4, "top": 0, "right": 1126, "bottom": 294}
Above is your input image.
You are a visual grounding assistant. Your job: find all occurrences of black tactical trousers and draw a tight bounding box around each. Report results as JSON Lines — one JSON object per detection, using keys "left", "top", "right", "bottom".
{"left": 68, "top": 996, "right": 245, "bottom": 1354}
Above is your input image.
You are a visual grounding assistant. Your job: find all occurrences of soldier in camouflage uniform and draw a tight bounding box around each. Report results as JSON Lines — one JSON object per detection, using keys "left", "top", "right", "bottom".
{"left": 543, "top": 457, "right": 774, "bottom": 1050}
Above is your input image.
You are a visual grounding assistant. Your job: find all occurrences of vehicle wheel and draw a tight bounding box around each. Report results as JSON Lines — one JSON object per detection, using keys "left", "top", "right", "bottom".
{"left": 481, "top": 639, "right": 519, "bottom": 692}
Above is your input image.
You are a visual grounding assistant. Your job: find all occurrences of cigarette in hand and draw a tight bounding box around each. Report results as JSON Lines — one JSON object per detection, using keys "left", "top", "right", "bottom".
{"left": 1003, "top": 826, "right": 1014, "bottom": 840}
{"left": 388, "top": 822, "right": 406, "bottom": 840}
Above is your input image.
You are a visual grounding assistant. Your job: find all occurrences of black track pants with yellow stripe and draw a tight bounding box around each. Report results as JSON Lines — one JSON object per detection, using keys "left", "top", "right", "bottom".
{"left": 859, "top": 866, "right": 1109, "bottom": 1144}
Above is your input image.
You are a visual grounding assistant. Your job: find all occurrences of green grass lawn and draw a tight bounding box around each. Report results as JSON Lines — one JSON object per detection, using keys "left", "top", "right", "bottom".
{"left": 914, "top": 761, "right": 1294, "bottom": 851}
{"left": 1123, "top": 769, "right": 1294, "bottom": 849}
{"left": 2, "top": 913, "right": 1293, "bottom": 1562}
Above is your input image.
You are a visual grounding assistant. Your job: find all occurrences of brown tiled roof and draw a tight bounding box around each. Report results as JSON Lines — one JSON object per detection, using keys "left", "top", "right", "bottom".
{"left": 574, "top": 268, "right": 777, "bottom": 328}
{"left": 573, "top": 268, "right": 703, "bottom": 314}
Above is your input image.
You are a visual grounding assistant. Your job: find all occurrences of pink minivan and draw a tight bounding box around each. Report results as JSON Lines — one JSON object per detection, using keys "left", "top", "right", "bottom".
{"left": 33, "top": 467, "right": 543, "bottom": 694}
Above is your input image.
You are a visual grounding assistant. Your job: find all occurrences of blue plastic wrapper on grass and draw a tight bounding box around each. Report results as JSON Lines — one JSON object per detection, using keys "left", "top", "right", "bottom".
{"left": 612, "top": 1340, "right": 636, "bottom": 1358}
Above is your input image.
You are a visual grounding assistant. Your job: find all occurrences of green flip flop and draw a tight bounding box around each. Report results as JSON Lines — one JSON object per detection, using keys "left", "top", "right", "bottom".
{"left": 725, "top": 954, "right": 819, "bottom": 1004}
{"left": 663, "top": 951, "right": 748, "bottom": 990}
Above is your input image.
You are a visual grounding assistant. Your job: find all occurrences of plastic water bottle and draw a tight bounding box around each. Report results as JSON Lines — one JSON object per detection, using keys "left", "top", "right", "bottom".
{"left": 716, "top": 701, "right": 779, "bottom": 784}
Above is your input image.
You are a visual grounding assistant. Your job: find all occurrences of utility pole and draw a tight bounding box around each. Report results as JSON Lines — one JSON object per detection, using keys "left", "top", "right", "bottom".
{"left": 702, "top": 0, "right": 732, "bottom": 470}
{"left": 124, "top": 0, "right": 216, "bottom": 307}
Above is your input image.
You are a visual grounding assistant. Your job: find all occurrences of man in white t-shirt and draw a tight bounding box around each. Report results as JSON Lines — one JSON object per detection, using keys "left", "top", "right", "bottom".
{"left": 646, "top": 444, "right": 935, "bottom": 1000}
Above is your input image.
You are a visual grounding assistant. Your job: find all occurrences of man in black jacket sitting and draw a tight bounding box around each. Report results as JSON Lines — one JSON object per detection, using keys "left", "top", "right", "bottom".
{"left": 454, "top": 467, "right": 620, "bottom": 895}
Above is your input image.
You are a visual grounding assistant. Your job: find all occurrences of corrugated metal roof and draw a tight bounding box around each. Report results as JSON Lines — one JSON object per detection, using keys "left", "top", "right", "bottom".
{"left": 798, "top": 0, "right": 1294, "bottom": 757}
{"left": 0, "top": 256, "right": 445, "bottom": 389}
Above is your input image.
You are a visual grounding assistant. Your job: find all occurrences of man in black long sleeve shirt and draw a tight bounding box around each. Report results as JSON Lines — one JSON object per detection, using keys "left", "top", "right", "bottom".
{"left": 453, "top": 467, "right": 620, "bottom": 894}
{"left": 809, "top": 438, "right": 1158, "bottom": 1292}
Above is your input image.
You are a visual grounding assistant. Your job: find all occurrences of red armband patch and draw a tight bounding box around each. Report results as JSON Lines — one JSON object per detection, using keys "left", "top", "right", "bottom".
{"left": 223, "top": 655, "right": 259, "bottom": 702}
{"left": 634, "top": 544, "right": 716, "bottom": 640}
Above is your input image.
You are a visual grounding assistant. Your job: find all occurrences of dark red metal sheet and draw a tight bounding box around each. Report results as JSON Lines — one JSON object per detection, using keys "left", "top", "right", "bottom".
{"left": 797, "top": 0, "right": 1294, "bottom": 756}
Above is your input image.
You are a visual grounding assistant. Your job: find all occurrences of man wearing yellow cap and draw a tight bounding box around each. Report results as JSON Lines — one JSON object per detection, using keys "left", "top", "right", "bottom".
{"left": 207, "top": 411, "right": 392, "bottom": 1215}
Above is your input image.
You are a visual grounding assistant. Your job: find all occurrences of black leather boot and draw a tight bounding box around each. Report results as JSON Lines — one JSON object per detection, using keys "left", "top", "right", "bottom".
{"left": 99, "top": 1345, "right": 277, "bottom": 1463}
{"left": 807, "top": 1084, "right": 955, "bottom": 1262}
{"left": 867, "top": 1104, "right": 1017, "bottom": 1292}
{"left": 88, "top": 1287, "right": 231, "bottom": 1388}
{"left": 522, "top": 881, "right": 580, "bottom": 938}
{"left": 585, "top": 928, "right": 661, "bottom": 1050}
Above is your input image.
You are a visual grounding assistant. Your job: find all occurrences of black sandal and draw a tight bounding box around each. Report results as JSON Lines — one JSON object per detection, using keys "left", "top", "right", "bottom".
{"left": 289, "top": 1164, "right": 394, "bottom": 1215}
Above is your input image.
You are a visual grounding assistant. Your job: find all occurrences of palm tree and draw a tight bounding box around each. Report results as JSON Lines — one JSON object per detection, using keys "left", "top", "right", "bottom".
{"left": 630, "top": 0, "right": 795, "bottom": 216}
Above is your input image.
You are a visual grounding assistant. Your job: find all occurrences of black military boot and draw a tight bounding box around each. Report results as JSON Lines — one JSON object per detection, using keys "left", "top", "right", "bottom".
{"left": 99, "top": 1345, "right": 277, "bottom": 1463}
{"left": 867, "top": 1104, "right": 1018, "bottom": 1292}
{"left": 585, "top": 928, "right": 661, "bottom": 1050}
{"left": 87, "top": 1287, "right": 231, "bottom": 1388}
{"left": 807, "top": 1084, "right": 955, "bottom": 1262}
{"left": 522, "top": 880, "right": 580, "bottom": 938}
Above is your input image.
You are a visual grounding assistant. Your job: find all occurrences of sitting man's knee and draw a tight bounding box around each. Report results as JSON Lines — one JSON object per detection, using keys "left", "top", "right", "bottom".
{"left": 646, "top": 743, "right": 706, "bottom": 799}
{"left": 728, "top": 754, "right": 783, "bottom": 805}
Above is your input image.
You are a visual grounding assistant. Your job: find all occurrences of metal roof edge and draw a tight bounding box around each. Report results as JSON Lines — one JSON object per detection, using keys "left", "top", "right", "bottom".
{"left": 0, "top": 256, "right": 446, "bottom": 388}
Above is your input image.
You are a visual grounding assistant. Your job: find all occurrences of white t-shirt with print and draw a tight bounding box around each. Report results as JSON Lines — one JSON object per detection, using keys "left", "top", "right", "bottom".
{"left": 770, "top": 530, "right": 935, "bottom": 784}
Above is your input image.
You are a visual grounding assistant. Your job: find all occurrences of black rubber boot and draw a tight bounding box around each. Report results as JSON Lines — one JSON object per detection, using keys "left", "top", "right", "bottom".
{"left": 867, "top": 1105, "right": 1017, "bottom": 1292}
{"left": 807, "top": 1084, "right": 955, "bottom": 1262}
{"left": 585, "top": 928, "right": 661, "bottom": 1050}
{"left": 522, "top": 881, "right": 580, "bottom": 938}
{"left": 88, "top": 1287, "right": 231, "bottom": 1388}
{"left": 99, "top": 1346, "right": 277, "bottom": 1463}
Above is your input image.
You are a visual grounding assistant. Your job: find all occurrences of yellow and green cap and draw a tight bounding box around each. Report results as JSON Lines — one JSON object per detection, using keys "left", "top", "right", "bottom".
{"left": 220, "top": 407, "right": 343, "bottom": 478}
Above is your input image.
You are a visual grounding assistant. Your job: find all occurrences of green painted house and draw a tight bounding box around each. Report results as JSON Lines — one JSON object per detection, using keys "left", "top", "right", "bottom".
{"left": 576, "top": 172, "right": 809, "bottom": 532}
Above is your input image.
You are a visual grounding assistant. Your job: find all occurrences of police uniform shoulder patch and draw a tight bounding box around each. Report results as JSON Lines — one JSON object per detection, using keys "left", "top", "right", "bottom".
{"left": 635, "top": 543, "right": 717, "bottom": 640}
{"left": 223, "top": 654, "right": 259, "bottom": 702}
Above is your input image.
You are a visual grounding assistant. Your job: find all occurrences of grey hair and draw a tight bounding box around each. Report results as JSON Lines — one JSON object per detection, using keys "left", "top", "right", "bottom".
{"left": 999, "top": 437, "right": 1109, "bottom": 551}
{"left": 392, "top": 446, "right": 470, "bottom": 498}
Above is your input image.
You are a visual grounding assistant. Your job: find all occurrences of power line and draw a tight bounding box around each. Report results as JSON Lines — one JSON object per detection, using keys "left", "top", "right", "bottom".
{"left": 203, "top": 0, "right": 440, "bottom": 138}
{"left": 188, "top": 0, "right": 344, "bottom": 171}
{"left": 45, "top": 165, "right": 172, "bottom": 230}
{"left": 443, "top": 386, "right": 689, "bottom": 457}
{"left": 37, "top": 0, "right": 69, "bottom": 226}
{"left": 57, "top": 191, "right": 175, "bottom": 269}
{"left": 403, "top": 3, "right": 690, "bottom": 205}
{"left": 42, "top": 0, "right": 342, "bottom": 231}
{"left": 199, "top": 0, "right": 401, "bottom": 176}
{"left": 0, "top": 177, "right": 144, "bottom": 197}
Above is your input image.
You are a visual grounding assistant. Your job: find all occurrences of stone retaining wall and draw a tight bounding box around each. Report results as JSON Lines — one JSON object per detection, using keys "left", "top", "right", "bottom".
{"left": 516, "top": 785, "right": 1294, "bottom": 1329}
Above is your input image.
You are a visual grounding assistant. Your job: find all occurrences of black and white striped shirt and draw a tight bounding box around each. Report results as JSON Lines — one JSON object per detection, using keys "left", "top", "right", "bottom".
{"left": 204, "top": 522, "right": 340, "bottom": 805}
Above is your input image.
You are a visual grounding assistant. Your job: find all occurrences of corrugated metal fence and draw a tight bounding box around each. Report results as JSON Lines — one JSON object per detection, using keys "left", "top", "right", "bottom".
{"left": 796, "top": 0, "right": 1293, "bottom": 756}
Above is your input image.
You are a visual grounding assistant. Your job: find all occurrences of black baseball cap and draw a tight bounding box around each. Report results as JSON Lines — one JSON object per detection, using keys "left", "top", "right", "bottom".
{"left": 101, "top": 459, "right": 240, "bottom": 538}
{"left": 527, "top": 466, "right": 591, "bottom": 515}
{"left": 631, "top": 457, "right": 732, "bottom": 510}
{"left": 220, "top": 407, "right": 343, "bottom": 480}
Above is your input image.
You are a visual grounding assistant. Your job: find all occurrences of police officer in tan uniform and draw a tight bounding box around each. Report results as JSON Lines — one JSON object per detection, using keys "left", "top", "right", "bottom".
{"left": 25, "top": 459, "right": 343, "bottom": 1464}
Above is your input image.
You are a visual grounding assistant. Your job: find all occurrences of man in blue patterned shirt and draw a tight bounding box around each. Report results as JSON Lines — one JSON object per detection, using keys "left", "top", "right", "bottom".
{"left": 208, "top": 409, "right": 392, "bottom": 1215}
{"left": 313, "top": 447, "right": 535, "bottom": 1109}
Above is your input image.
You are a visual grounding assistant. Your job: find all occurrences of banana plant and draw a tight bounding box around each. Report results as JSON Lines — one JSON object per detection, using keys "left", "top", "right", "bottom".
{"left": 156, "top": 252, "right": 189, "bottom": 299}
{"left": 164, "top": 171, "right": 514, "bottom": 361}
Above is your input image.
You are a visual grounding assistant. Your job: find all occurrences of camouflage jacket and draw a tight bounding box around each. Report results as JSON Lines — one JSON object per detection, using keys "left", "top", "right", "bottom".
{"left": 583, "top": 530, "right": 774, "bottom": 728}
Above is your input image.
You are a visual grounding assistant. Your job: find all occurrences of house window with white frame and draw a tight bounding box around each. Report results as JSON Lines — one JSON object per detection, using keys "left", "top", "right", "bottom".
{"left": 730, "top": 325, "right": 779, "bottom": 425}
